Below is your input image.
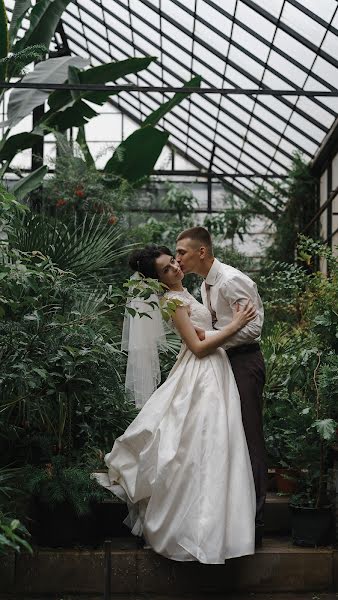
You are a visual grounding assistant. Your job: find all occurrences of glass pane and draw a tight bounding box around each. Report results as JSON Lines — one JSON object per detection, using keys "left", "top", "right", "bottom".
{"left": 241, "top": 142, "right": 271, "bottom": 168}
{"left": 10, "top": 149, "right": 32, "bottom": 170}
{"left": 213, "top": 153, "right": 238, "bottom": 171}
{"left": 192, "top": 62, "right": 225, "bottom": 88}
{"left": 220, "top": 96, "right": 251, "bottom": 125}
{"left": 292, "top": 98, "right": 333, "bottom": 131}
{"left": 226, "top": 65, "right": 259, "bottom": 89}
{"left": 216, "top": 141, "right": 241, "bottom": 161}
{"left": 274, "top": 29, "right": 315, "bottom": 69}
{"left": 102, "top": 0, "right": 129, "bottom": 21}
{"left": 246, "top": 131, "right": 278, "bottom": 158}
{"left": 218, "top": 109, "right": 247, "bottom": 137}
{"left": 215, "top": 128, "right": 242, "bottom": 149}
{"left": 252, "top": 102, "right": 288, "bottom": 132}
{"left": 250, "top": 117, "right": 281, "bottom": 145}
{"left": 311, "top": 57, "right": 338, "bottom": 91}
{"left": 283, "top": 126, "right": 318, "bottom": 155}
{"left": 194, "top": 20, "right": 229, "bottom": 57}
{"left": 281, "top": 3, "right": 325, "bottom": 46}
{"left": 133, "top": 0, "right": 160, "bottom": 29}
{"left": 268, "top": 51, "right": 307, "bottom": 88}
{"left": 237, "top": 2, "right": 277, "bottom": 41}
{"left": 193, "top": 42, "right": 226, "bottom": 74}
{"left": 228, "top": 46, "right": 265, "bottom": 81}
{"left": 86, "top": 42, "right": 109, "bottom": 63}
{"left": 166, "top": 1, "right": 195, "bottom": 30}
{"left": 301, "top": 0, "right": 336, "bottom": 22}
{"left": 232, "top": 24, "right": 270, "bottom": 62}
{"left": 321, "top": 32, "right": 338, "bottom": 57}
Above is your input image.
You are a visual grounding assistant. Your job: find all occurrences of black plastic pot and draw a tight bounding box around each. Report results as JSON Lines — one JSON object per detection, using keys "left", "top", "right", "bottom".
{"left": 290, "top": 505, "right": 333, "bottom": 547}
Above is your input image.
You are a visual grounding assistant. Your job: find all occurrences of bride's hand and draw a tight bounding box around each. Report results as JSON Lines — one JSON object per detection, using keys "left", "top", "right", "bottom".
{"left": 232, "top": 301, "right": 256, "bottom": 330}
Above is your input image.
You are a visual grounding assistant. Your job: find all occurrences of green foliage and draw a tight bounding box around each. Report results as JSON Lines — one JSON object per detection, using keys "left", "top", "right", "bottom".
{"left": 22, "top": 456, "right": 107, "bottom": 516}
{"left": 11, "top": 164, "right": 48, "bottom": 201}
{"left": 12, "top": 212, "right": 135, "bottom": 281}
{"left": 0, "top": 0, "right": 9, "bottom": 82}
{"left": 105, "top": 126, "right": 169, "bottom": 184}
{"left": 13, "top": 0, "right": 70, "bottom": 53}
{"left": 142, "top": 75, "right": 202, "bottom": 127}
{"left": 0, "top": 44, "right": 47, "bottom": 77}
{"left": 0, "top": 514, "right": 32, "bottom": 554}
{"left": 42, "top": 147, "right": 134, "bottom": 220}
{"left": 46, "top": 57, "right": 156, "bottom": 118}
{"left": 204, "top": 194, "right": 251, "bottom": 243}
{"left": 0, "top": 187, "right": 137, "bottom": 476}
{"left": 261, "top": 238, "right": 338, "bottom": 507}
{"left": 255, "top": 153, "right": 317, "bottom": 263}
{"left": 0, "top": 466, "right": 32, "bottom": 555}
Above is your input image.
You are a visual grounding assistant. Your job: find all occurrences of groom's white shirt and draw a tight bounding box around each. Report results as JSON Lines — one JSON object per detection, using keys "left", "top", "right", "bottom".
{"left": 201, "top": 258, "right": 264, "bottom": 349}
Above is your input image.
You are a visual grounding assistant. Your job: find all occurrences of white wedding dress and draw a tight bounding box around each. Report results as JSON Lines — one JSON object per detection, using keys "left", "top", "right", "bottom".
{"left": 95, "top": 289, "right": 256, "bottom": 563}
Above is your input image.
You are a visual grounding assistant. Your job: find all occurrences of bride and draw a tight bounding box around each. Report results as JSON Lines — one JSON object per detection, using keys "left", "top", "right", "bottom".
{"left": 95, "top": 244, "right": 256, "bottom": 564}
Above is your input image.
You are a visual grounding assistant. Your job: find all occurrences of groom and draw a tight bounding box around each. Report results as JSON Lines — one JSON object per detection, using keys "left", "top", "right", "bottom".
{"left": 176, "top": 226, "right": 267, "bottom": 546}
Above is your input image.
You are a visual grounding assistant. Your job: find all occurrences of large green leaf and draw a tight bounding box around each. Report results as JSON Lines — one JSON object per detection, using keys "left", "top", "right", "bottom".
{"left": 14, "top": 0, "right": 70, "bottom": 52}
{"left": 8, "top": 0, "right": 31, "bottom": 44}
{"left": 48, "top": 57, "right": 156, "bottom": 111}
{"left": 11, "top": 165, "right": 47, "bottom": 201}
{"left": 104, "top": 126, "right": 169, "bottom": 183}
{"left": 76, "top": 126, "right": 95, "bottom": 168}
{"left": 0, "top": 132, "right": 42, "bottom": 163}
{"left": 142, "top": 75, "right": 202, "bottom": 128}
{"left": 0, "top": 0, "right": 9, "bottom": 82}
{"left": 42, "top": 99, "right": 98, "bottom": 132}
{"left": 2, "top": 55, "right": 88, "bottom": 129}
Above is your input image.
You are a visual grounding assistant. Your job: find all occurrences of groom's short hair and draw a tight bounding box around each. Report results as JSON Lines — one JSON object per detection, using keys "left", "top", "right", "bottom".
{"left": 177, "top": 227, "right": 213, "bottom": 254}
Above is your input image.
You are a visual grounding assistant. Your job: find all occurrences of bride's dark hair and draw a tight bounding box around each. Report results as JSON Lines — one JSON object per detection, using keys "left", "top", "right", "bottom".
{"left": 129, "top": 244, "right": 173, "bottom": 279}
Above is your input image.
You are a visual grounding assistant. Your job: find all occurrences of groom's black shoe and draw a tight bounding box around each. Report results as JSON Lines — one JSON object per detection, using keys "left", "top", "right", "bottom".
{"left": 255, "top": 524, "right": 264, "bottom": 548}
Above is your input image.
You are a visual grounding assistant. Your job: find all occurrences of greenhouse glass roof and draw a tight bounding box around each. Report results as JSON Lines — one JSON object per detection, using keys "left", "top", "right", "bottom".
{"left": 5, "top": 0, "right": 338, "bottom": 198}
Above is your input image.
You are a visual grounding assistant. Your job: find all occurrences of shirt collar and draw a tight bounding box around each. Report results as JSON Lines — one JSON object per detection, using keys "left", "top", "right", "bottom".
{"left": 205, "top": 258, "right": 221, "bottom": 286}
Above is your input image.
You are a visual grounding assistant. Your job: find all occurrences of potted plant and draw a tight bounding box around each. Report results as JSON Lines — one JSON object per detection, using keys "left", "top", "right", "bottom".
{"left": 260, "top": 236, "right": 338, "bottom": 545}
{"left": 23, "top": 456, "right": 133, "bottom": 547}
{"left": 288, "top": 352, "right": 338, "bottom": 546}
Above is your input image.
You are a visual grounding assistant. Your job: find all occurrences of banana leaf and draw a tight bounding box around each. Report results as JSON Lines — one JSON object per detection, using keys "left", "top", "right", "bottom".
{"left": 104, "top": 126, "right": 169, "bottom": 183}
{"left": 47, "top": 56, "right": 156, "bottom": 112}
{"left": 0, "top": 0, "right": 8, "bottom": 83}
{"left": 0, "top": 132, "right": 42, "bottom": 163}
{"left": 76, "top": 126, "right": 95, "bottom": 168}
{"left": 142, "top": 75, "right": 202, "bottom": 127}
{"left": 13, "top": 0, "right": 70, "bottom": 53}
{"left": 2, "top": 55, "right": 88, "bottom": 129}
{"left": 41, "top": 99, "right": 98, "bottom": 132}
{"left": 11, "top": 165, "right": 47, "bottom": 201}
{"left": 8, "top": 0, "right": 31, "bottom": 43}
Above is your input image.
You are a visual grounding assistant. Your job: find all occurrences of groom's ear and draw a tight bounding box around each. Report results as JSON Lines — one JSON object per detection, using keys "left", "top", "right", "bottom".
{"left": 199, "top": 245, "right": 207, "bottom": 259}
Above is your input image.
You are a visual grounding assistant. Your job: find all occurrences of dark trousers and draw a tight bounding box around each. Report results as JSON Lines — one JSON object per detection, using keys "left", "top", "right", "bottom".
{"left": 227, "top": 345, "right": 267, "bottom": 526}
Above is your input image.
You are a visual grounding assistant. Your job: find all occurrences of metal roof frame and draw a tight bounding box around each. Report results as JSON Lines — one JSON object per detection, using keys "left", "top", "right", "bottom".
{"left": 3, "top": 0, "right": 338, "bottom": 203}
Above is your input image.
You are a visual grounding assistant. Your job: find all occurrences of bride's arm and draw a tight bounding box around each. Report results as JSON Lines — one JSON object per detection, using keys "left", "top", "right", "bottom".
{"left": 172, "top": 303, "right": 255, "bottom": 359}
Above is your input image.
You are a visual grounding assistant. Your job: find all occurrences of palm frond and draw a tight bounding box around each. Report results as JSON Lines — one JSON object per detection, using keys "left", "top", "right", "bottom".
{"left": 12, "top": 213, "right": 136, "bottom": 279}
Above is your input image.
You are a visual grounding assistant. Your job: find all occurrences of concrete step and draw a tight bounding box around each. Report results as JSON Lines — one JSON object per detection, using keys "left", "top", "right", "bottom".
{"left": 1, "top": 596, "right": 338, "bottom": 600}
{"left": 1, "top": 537, "right": 337, "bottom": 597}
{"left": 265, "top": 493, "right": 291, "bottom": 534}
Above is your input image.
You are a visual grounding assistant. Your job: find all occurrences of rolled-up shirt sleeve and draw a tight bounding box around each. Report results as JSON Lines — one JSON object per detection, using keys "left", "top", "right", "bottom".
{"left": 220, "top": 275, "right": 263, "bottom": 349}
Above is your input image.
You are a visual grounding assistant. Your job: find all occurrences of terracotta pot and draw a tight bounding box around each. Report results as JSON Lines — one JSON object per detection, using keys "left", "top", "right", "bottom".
{"left": 275, "top": 467, "right": 299, "bottom": 494}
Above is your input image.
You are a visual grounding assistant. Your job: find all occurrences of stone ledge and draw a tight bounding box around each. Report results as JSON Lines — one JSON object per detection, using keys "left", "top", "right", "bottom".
{"left": 0, "top": 551, "right": 15, "bottom": 593}
{"left": 1, "top": 538, "right": 336, "bottom": 596}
